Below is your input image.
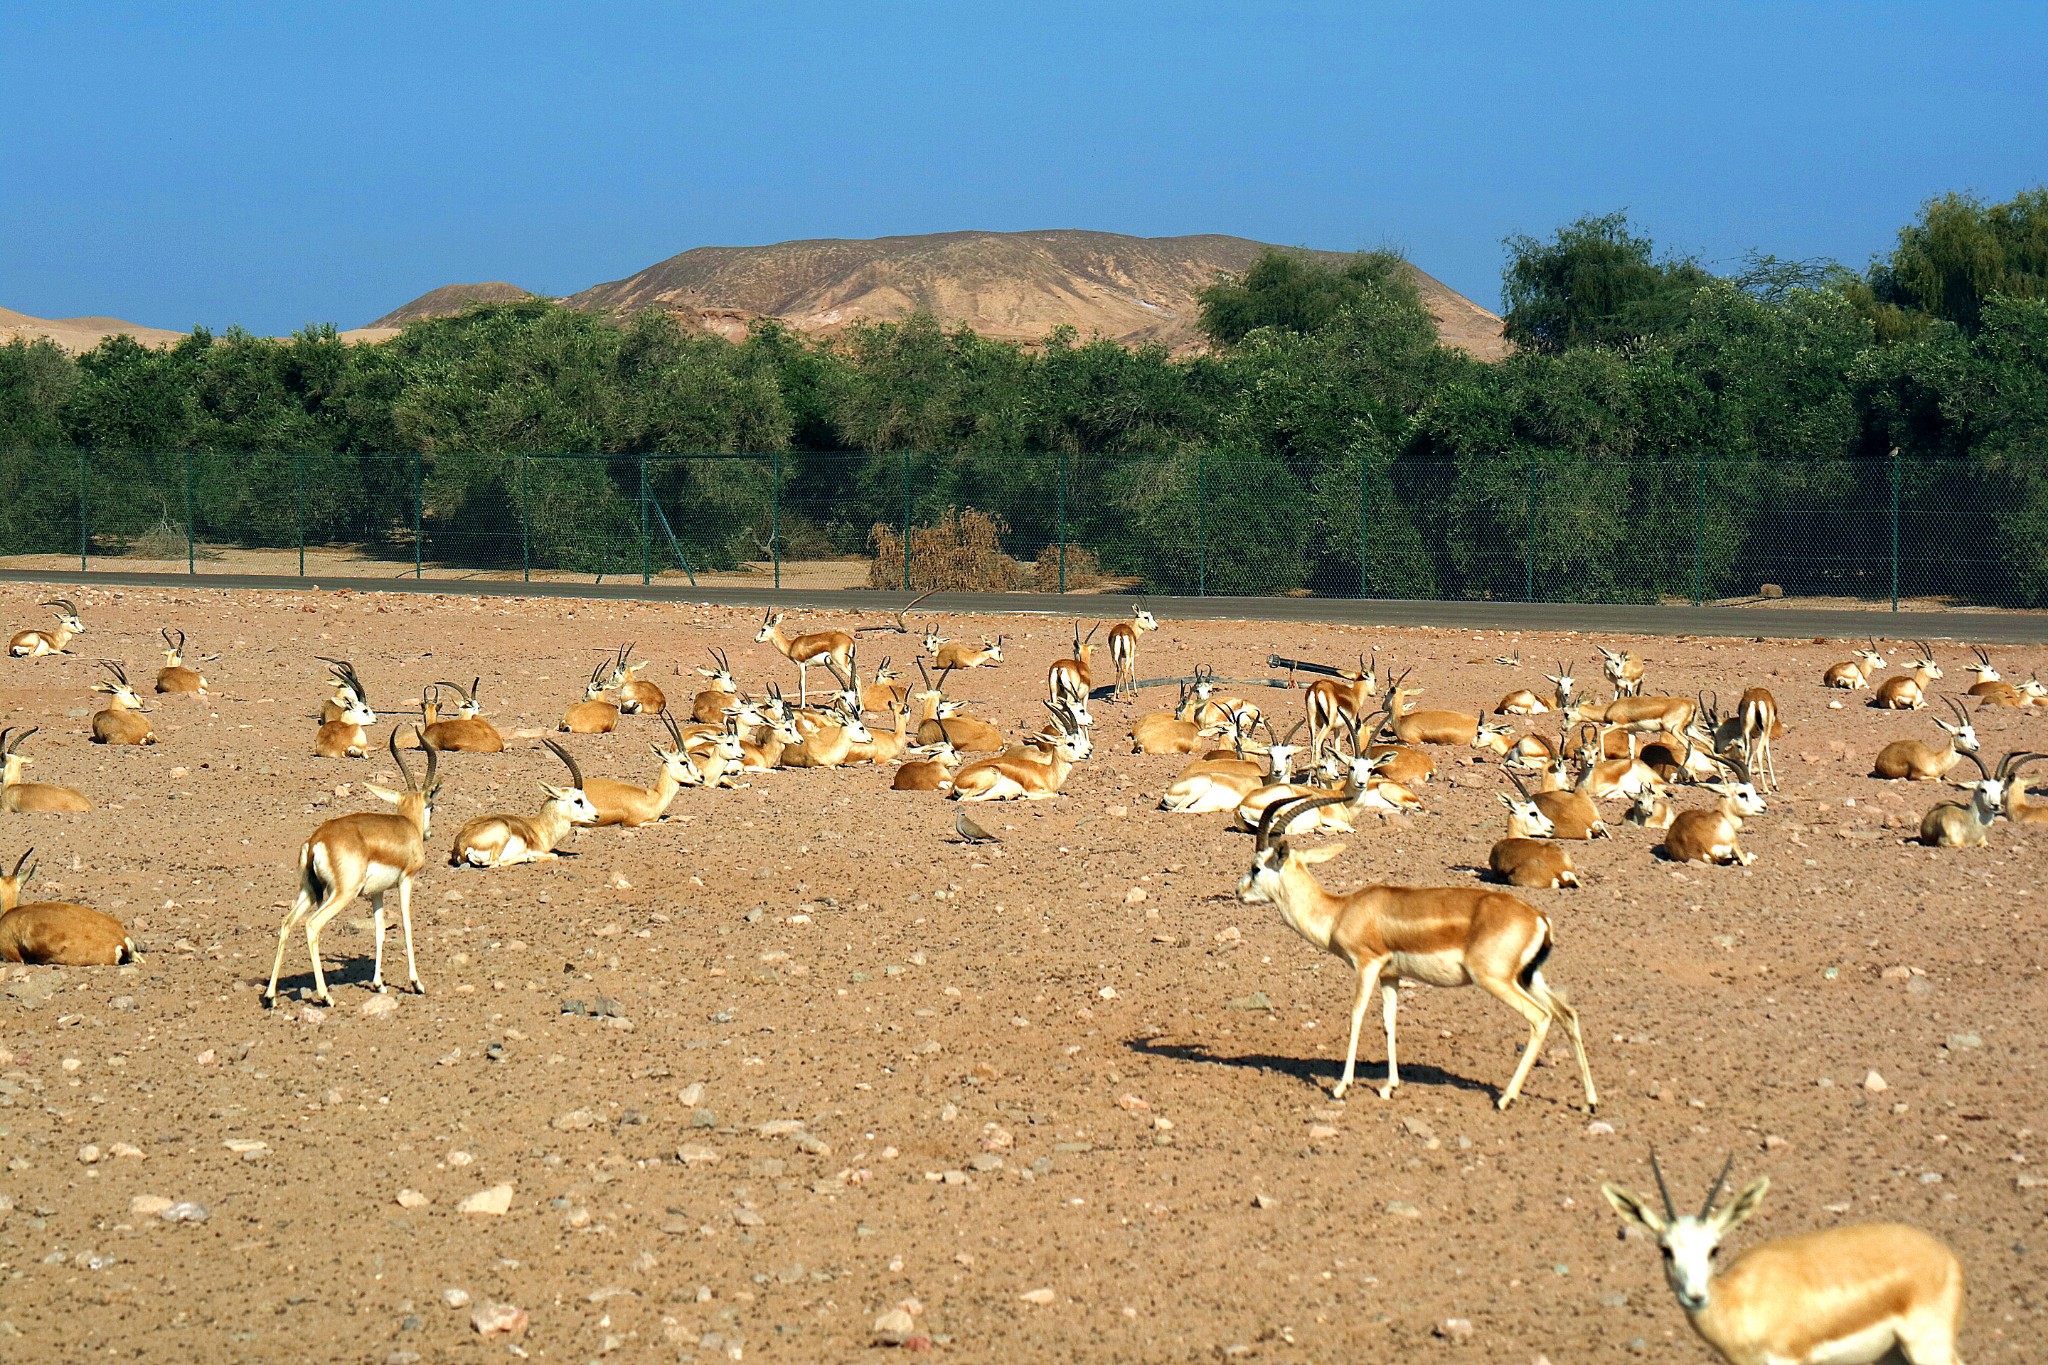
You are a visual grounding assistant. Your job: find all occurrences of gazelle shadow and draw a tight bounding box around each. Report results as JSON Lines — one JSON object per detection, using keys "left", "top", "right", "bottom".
{"left": 1124, "top": 1036, "right": 1495, "bottom": 1101}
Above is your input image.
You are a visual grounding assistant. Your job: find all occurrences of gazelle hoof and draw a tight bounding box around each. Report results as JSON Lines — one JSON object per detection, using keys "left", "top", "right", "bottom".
{"left": 409, "top": 981, "right": 427, "bottom": 995}
{"left": 1378, "top": 1085, "right": 1397, "bottom": 1100}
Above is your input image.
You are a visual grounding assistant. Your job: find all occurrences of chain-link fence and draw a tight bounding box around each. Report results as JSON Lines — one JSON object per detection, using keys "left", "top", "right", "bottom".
{"left": 0, "top": 449, "right": 2041, "bottom": 608}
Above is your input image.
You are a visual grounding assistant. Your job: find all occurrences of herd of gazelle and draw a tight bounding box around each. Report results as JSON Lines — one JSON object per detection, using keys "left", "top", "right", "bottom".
{"left": 5, "top": 600, "right": 2019, "bottom": 1359}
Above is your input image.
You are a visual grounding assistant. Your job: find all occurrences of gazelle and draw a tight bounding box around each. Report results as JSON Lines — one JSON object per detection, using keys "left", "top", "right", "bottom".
{"left": 1625, "top": 785, "right": 1676, "bottom": 830}
{"left": 1917, "top": 749, "right": 2009, "bottom": 848}
{"left": 265, "top": 728, "right": 438, "bottom": 1005}
{"left": 1525, "top": 749, "right": 1608, "bottom": 840}
{"left": 0, "top": 728, "right": 92, "bottom": 813}
{"left": 756, "top": 610, "right": 854, "bottom": 705}
{"left": 778, "top": 702, "right": 875, "bottom": 769}
{"left": 1823, "top": 637, "right": 1889, "bottom": 690}
{"left": 1729, "top": 687, "right": 1785, "bottom": 790}
{"left": 585, "top": 713, "right": 695, "bottom": 827}
{"left": 1237, "top": 792, "right": 1597, "bottom": 1110}
{"left": 1964, "top": 645, "right": 2001, "bottom": 692}
{"left": 846, "top": 703, "right": 912, "bottom": 765}
{"left": 316, "top": 657, "right": 373, "bottom": 724}
{"left": 1237, "top": 749, "right": 1419, "bottom": 836}
{"left": 688, "top": 648, "right": 742, "bottom": 723}
{"left": 1160, "top": 729, "right": 1304, "bottom": 815}
{"left": 912, "top": 664, "right": 1005, "bottom": 752}
{"left": 892, "top": 741, "right": 960, "bottom": 793}
{"left": 1105, "top": 605, "right": 1158, "bottom": 698}
{"left": 422, "top": 679, "right": 505, "bottom": 753}
{"left": 933, "top": 634, "right": 1004, "bottom": 671}
{"left": 1569, "top": 692, "right": 1696, "bottom": 740}
{"left": 1571, "top": 733, "right": 1667, "bottom": 802}
{"left": 860, "top": 657, "right": 910, "bottom": 713}
{"left": 1999, "top": 751, "right": 2048, "bottom": 826}
{"left": 735, "top": 700, "right": 806, "bottom": 772}
{"left": 1304, "top": 650, "right": 1380, "bottom": 754}
{"left": 1662, "top": 754, "right": 1766, "bottom": 865}
{"left": 9, "top": 600, "right": 84, "bottom": 658}
{"left": 1873, "top": 642, "right": 1942, "bottom": 710}
{"left": 1603, "top": 1152, "right": 1966, "bottom": 1365}
{"left": 1489, "top": 785, "right": 1577, "bottom": 889}
{"left": 1873, "top": 698, "right": 1979, "bottom": 780}
{"left": 1496, "top": 659, "right": 1568, "bottom": 718}
{"left": 1381, "top": 672, "right": 1482, "bottom": 747}
{"left": 450, "top": 740, "right": 601, "bottom": 867}
{"left": 949, "top": 703, "right": 1091, "bottom": 802}
{"left": 1132, "top": 683, "right": 1212, "bottom": 754}
{"left": 562, "top": 658, "right": 621, "bottom": 734}
{"left": 154, "top": 629, "right": 206, "bottom": 694}
{"left": 1597, "top": 645, "right": 1645, "bottom": 699}
{"left": 315, "top": 687, "right": 376, "bottom": 759}
{"left": 0, "top": 849, "right": 138, "bottom": 965}
{"left": 89, "top": 662, "right": 154, "bottom": 745}
{"left": 1048, "top": 624, "right": 1100, "bottom": 708}
{"left": 612, "top": 643, "right": 666, "bottom": 714}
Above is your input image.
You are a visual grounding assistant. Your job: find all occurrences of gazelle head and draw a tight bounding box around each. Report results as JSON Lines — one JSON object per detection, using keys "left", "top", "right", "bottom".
{"left": 2023, "top": 674, "right": 2048, "bottom": 702}
{"left": 1952, "top": 750, "right": 2013, "bottom": 816}
{"left": 1501, "top": 771, "right": 1554, "bottom": 836}
{"left": 435, "top": 678, "right": 484, "bottom": 719}
{"left": 1969, "top": 646, "right": 2000, "bottom": 683}
{"left": 1935, "top": 696, "right": 1979, "bottom": 754}
{"left": 538, "top": 739, "right": 602, "bottom": 827}
{"left": 160, "top": 628, "right": 187, "bottom": 667}
{"left": 987, "top": 634, "right": 1006, "bottom": 662}
{"left": 604, "top": 643, "right": 635, "bottom": 689}
{"left": 1544, "top": 660, "right": 1575, "bottom": 707}
{"left": 1238, "top": 794, "right": 1350, "bottom": 904}
{"left": 1602, "top": 1151, "right": 1769, "bottom": 1315}
{"left": 319, "top": 657, "right": 373, "bottom": 715}
{"left": 1596, "top": 645, "right": 1628, "bottom": 674}
{"left": 365, "top": 726, "right": 441, "bottom": 833}
{"left": 755, "top": 612, "right": 786, "bottom": 643}
{"left": 922, "top": 625, "right": 945, "bottom": 655}
{"left": 1473, "top": 720, "right": 1514, "bottom": 755}
{"left": 1624, "top": 786, "right": 1672, "bottom": 828}
{"left": 0, "top": 726, "right": 34, "bottom": 781}
{"left": 1908, "top": 640, "right": 1942, "bottom": 679}
{"left": 872, "top": 657, "right": 899, "bottom": 685}
{"left": 92, "top": 661, "right": 146, "bottom": 712}
{"left": 697, "top": 647, "right": 736, "bottom": 690}
{"left": 1351, "top": 647, "right": 1381, "bottom": 694}
{"left": 908, "top": 740, "right": 959, "bottom": 768}
{"left": 0, "top": 847, "right": 38, "bottom": 912}
{"left": 1702, "top": 750, "right": 1766, "bottom": 816}
{"left": 1855, "top": 637, "right": 1889, "bottom": 676}
{"left": 1264, "top": 722, "right": 1304, "bottom": 781}
{"left": 1131, "top": 606, "right": 1159, "bottom": 633}
{"left": 1037, "top": 700, "right": 1093, "bottom": 760}
{"left": 42, "top": 600, "right": 83, "bottom": 636}
{"left": 652, "top": 712, "right": 696, "bottom": 783}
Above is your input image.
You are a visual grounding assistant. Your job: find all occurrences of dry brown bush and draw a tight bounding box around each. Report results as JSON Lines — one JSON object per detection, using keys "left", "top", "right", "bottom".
{"left": 869, "top": 507, "right": 1020, "bottom": 591}
{"left": 1031, "top": 542, "right": 1103, "bottom": 591}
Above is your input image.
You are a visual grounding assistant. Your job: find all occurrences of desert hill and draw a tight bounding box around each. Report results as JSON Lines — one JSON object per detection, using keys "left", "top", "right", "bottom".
{"left": 364, "top": 281, "right": 535, "bottom": 329}
{"left": 0, "top": 305, "right": 187, "bottom": 354}
{"left": 558, "top": 230, "right": 1506, "bottom": 358}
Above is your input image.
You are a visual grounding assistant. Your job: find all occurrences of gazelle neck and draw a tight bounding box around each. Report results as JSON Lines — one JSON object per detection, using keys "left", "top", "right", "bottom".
{"left": 1271, "top": 861, "right": 1344, "bottom": 951}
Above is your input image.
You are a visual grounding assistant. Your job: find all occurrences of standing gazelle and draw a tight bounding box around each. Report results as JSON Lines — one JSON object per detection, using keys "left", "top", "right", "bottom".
{"left": 1105, "top": 606, "right": 1158, "bottom": 699}
{"left": 1603, "top": 1151, "right": 1966, "bottom": 1365}
{"left": 756, "top": 611, "right": 854, "bottom": 705}
{"left": 9, "top": 600, "right": 84, "bottom": 658}
{"left": 1235, "top": 792, "right": 1597, "bottom": 1111}
{"left": 1048, "top": 623, "right": 1101, "bottom": 708}
{"left": 154, "top": 629, "right": 206, "bottom": 694}
{"left": 265, "top": 728, "right": 439, "bottom": 1006}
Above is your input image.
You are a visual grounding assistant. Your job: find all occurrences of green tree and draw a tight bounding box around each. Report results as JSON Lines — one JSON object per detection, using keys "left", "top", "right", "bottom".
{"left": 1864, "top": 187, "right": 2048, "bottom": 333}
{"left": 1502, "top": 212, "right": 1715, "bottom": 353}
{"left": 1197, "top": 249, "right": 1417, "bottom": 345}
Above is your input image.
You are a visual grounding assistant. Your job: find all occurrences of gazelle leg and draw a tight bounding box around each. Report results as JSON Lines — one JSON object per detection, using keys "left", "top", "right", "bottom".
{"left": 1333, "top": 958, "right": 1386, "bottom": 1100}
{"left": 1529, "top": 970, "right": 1597, "bottom": 1110}
{"left": 797, "top": 662, "right": 809, "bottom": 708}
{"left": 1378, "top": 978, "right": 1400, "bottom": 1098}
{"left": 301, "top": 882, "right": 357, "bottom": 1006}
{"left": 264, "top": 891, "right": 313, "bottom": 1003}
{"left": 368, "top": 891, "right": 387, "bottom": 991}
{"left": 397, "top": 873, "right": 423, "bottom": 993}
{"left": 1477, "top": 972, "right": 1557, "bottom": 1110}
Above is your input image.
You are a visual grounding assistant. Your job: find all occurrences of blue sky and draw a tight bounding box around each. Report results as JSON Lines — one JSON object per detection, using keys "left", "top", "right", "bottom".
{"left": 3, "top": 2, "right": 2043, "bottom": 334}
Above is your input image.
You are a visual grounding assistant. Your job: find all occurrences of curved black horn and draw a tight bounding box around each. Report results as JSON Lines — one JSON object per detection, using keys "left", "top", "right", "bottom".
{"left": 12, "top": 725, "right": 41, "bottom": 753}
{"left": 1255, "top": 792, "right": 1352, "bottom": 851}
{"left": 1700, "top": 1153, "right": 1736, "bottom": 1218}
{"left": 542, "top": 738, "right": 585, "bottom": 790}
{"left": 9, "top": 847, "right": 33, "bottom": 879}
{"left": 660, "top": 709, "right": 683, "bottom": 747}
{"left": 1958, "top": 749, "right": 1992, "bottom": 782}
{"left": 1648, "top": 1147, "right": 1678, "bottom": 1220}
{"left": 388, "top": 725, "right": 416, "bottom": 792}
{"left": 1944, "top": 695, "right": 1970, "bottom": 724}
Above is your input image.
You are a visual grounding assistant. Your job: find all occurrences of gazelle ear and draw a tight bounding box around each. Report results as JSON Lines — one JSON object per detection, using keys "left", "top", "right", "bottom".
{"left": 1297, "top": 842, "right": 1347, "bottom": 864}
{"left": 1600, "top": 1183, "right": 1668, "bottom": 1237}
{"left": 1497, "top": 793, "right": 1518, "bottom": 809}
{"left": 1711, "top": 1176, "right": 1769, "bottom": 1234}
{"left": 361, "top": 782, "right": 402, "bottom": 805}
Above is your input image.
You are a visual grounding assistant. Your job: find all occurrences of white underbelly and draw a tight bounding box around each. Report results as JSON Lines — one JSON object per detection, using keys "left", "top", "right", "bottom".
{"left": 1387, "top": 952, "right": 1471, "bottom": 989}
{"left": 1804, "top": 1318, "right": 1900, "bottom": 1364}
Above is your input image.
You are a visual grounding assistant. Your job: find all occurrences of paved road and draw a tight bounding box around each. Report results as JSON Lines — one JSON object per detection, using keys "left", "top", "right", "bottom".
{"left": 6, "top": 566, "right": 2047, "bottom": 642}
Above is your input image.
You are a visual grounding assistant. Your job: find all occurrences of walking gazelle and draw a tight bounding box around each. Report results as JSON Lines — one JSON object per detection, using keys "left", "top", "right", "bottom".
{"left": 265, "top": 728, "right": 439, "bottom": 1006}
{"left": 1105, "top": 605, "right": 1158, "bottom": 699}
{"left": 1235, "top": 791, "right": 1597, "bottom": 1111}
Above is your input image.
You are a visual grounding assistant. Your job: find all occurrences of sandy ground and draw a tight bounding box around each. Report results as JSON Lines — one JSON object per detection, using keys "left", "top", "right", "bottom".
{"left": 0, "top": 582, "right": 2043, "bottom": 1362}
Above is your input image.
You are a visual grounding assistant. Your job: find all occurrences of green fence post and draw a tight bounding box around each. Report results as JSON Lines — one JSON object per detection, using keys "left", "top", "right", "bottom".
{"left": 1524, "top": 453, "right": 1538, "bottom": 603}
{"left": 412, "top": 452, "right": 423, "bottom": 579}
{"left": 1357, "top": 450, "right": 1370, "bottom": 599}
{"left": 1197, "top": 449, "right": 1208, "bottom": 597}
{"left": 638, "top": 455, "right": 651, "bottom": 587}
{"left": 183, "top": 450, "right": 195, "bottom": 575}
{"left": 1056, "top": 452, "right": 1068, "bottom": 594}
{"left": 294, "top": 451, "right": 306, "bottom": 578}
{"left": 900, "top": 451, "right": 912, "bottom": 591}
{"left": 1889, "top": 447, "right": 1901, "bottom": 612}
{"left": 770, "top": 449, "right": 781, "bottom": 591}
{"left": 1693, "top": 449, "right": 1707, "bottom": 607}
{"left": 77, "top": 448, "right": 88, "bottom": 571}
{"left": 519, "top": 454, "right": 530, "bottom": 584}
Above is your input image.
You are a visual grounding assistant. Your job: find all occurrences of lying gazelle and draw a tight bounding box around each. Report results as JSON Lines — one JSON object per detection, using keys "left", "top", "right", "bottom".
{"left": 265, "top": 728, "right": 438, "bottom": 1006}
{"left": 586, "top": 713, "right": 696, "bottom": 827}
{"left": 90, "top": 662, "right": 154, "bottom": 745}
{"left": 1380, "top": 671, "right": 1484, "bottom": 747}
{"left": 1237, "top": 746, "right": 1419, "bottom": 836}
{"left": 690, "top": 648, "right": 741, "bottom": 724}
{"left": 9, "top": 600, "right": 84, "bottom": 658}
{"left": 1496, "top": 660, "right": 1571, "bottom": 717}
{"left": 1624, "top": 785, "right": 1676, "bottom": 830}
{"left": 860, "top": 657, "right": 910, "bottom": 713}
{"left": 0, "top": 849, "right": 138, "bottom": 965}
{"left": 1304, "top": 650, "right": 1380, "bottom": 754}
{"left": 1571, "top": 730, "right": 1668, "bottom": 801}
{"left": 846, "top": 703, "right": 912, "bottom": 765}
{"left": 1823, "top": 637, "right": 1889, "bottom": 690}
{"left": 1186, "top": 664, "right": 1260, "bottom": 729}
{"left": 1047, "top": 624, "right": 1100, "bottom": 709}
{"left": 422, "top": 679, "right": 506, "bottom": 752}
{"left": 913, "top": 663, "right": 1005, "bottom": 752}
{"left": 562, "top": 657, "right": 621, "bottom": 734}
{"left": 1569, "top": 691, "right": 1696, "bottom": 741}
{"left": 0, "top": 727, "right": 92, "bottom": 813}
{"left": 734, "top": 696, "right": 806, "bottom": 771}
{"left": 315, "top": 686, "right": 376, "bottom": 759}
{"left": 778, "top": 701, "right": 875, "bottom": 769}
{"left": 154, "top": 629, "right": 206, "bottom": 694}
{"left": 1662, "top": 752, "right": 1766, "bottom": 865}
{"left": 757, "top": 610, "right": 855, "bottom": 705}
{"left": 1160, "top": 724, "right": 1304, "bottom": 815}
{"left": 2001, "top": 752, "right": 2048, "bottom": 826}
{"left": 1603, "top": 1152, "right": 1966, "bottom": 1365}
{"left": 1489, "top": 782, "right": 1577, "bottom": 889}
{"left": 932, "top": 634, "right": 1004, "bottom": 671}
{"left": 948, "top": 701, "right": 1092, "bottom": 802}
{"left": 892, "top": 741, "right": 960, "bottom": 793}
{"left": 1105, "top": 605, "right": 1158, "bottom": 699}
{"left": 1873, "top": 698, "right": 1979, "bottom": 780}
{"left": 614, "top": 643, "right": 666, "bottom": 714}
{"left": 1917, "top": 749, "right": 2011, "bottom": 848}
{"left": 1597, "top": 645, "right": 1645, "bottom": 699}
{"left": 1526, "top": 748, "right": 1608, "bottom": 840}
{"left": 1964, "top": 644, "right": 2000, "bottom": 692}
{"left": 1236, "top": 792, "right": 1597, "bottom": 1111}
{"left": 1873, "top": 641, "right": 1942, "bottom": 710}
{"left": 450, "top": 739, "right": 601, "bottom": 867}
{"left": 1132, "top": 682, "right": 1216, "bottom": 754}
{"left": 315, "top": 657, "right": 372, "bottom": 724}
